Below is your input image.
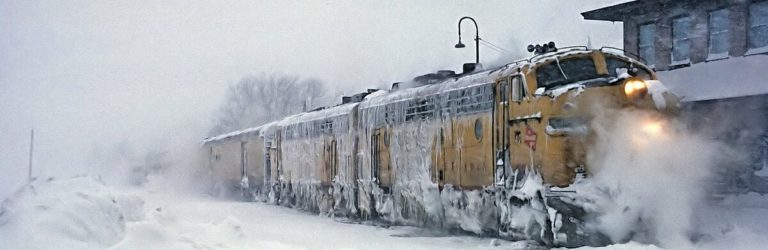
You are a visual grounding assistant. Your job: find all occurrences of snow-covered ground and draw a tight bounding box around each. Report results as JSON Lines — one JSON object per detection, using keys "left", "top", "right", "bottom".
{"left": 2, "top": 175, "right": 767, "bottom": 250}
{"left": 0, "top": 176, "right": 535, "bottom": 250}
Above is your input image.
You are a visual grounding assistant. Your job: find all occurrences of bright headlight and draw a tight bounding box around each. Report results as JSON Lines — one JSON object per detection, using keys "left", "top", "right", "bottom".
{"left": 641, "top": 121, "right": 663, "bottom": 136}
{"left": 632, "top": 120, "right": 666, "bottom": 147}
{"left": 623, "top": 78, "right": 648, "bottom": 97}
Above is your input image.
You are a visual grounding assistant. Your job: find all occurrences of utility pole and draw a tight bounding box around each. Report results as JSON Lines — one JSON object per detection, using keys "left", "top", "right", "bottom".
{"left": 28, "top": 129, "right": 34, "bottom": 181}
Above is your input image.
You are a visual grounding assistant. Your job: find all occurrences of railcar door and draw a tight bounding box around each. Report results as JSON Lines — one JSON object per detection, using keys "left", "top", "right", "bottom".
{"left": 432, "top": 127, "right": 446, "bottom": 187}
{"left": 241, "top": 142, "right": 247, "bottom": 181}
{"left": 372, "top": 128, "right": 392, "bottom": 188}
{"left": 264, "top": 147, "right": 271, "bottom": 185}
{"left": 507, "top": 75, "right": 533, "bottom": 188}
{"left": 494, "top": 79, "right": 511, "bottom": 186}
{"left": 329, "top": 139, "right": 338, "bottom": 184}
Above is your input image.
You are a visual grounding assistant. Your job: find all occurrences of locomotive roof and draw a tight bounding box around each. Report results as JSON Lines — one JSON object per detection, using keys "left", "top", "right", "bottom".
{"left": 274, "top": 102, "right": 359, "bottom": 127}
{"left": 359, "top": 70, "right": 496, "bottom": 110}
{"left": 204, "top": 47, "right": 643, "bottom": 142}
{"left": 359, "top": 48, "right": 611, "bottom": 109}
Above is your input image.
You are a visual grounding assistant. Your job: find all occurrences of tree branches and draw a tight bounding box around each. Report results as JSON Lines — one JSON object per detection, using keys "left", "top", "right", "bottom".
{"left": 208, "top": 73, "right": 329, "bottom": 136}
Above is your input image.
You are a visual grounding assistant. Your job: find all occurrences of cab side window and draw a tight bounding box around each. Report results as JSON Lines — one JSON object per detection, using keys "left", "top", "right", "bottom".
{"left": 511, "top": 76, "right": 525, "bottom": 102}
{"left": 499, "top": 81, "right": 508, "bottom": 103}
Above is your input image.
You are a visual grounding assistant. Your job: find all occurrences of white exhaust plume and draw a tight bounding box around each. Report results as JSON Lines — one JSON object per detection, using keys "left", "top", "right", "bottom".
{"left": 579, "top": 110, "right": 721, "bottom": 248}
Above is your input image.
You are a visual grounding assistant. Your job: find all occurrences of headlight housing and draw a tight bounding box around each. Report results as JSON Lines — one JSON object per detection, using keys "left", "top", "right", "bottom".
{"left": 623, "top": 77, "right": 648, "bottom": 98}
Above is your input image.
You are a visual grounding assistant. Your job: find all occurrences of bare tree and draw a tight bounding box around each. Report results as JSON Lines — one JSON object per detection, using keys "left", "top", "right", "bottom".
{"left": 208, "top": 73, "right": 330, "bottom": 136}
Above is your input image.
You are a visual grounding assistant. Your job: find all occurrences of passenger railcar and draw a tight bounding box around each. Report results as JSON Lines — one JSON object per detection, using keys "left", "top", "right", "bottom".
{"left": 202, "top": 127, "right": 267, "bottom": 199}
{"left": 203, "top": 45, "right": 679, "bottom": 246}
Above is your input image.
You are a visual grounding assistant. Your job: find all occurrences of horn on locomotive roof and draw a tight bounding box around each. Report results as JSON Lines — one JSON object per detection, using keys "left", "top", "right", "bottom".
{"left": 413, "top": 70, "right": 458, "bottom": 84}
{"left": 436, "top": 70, "right": 457, "bottom": 78}
{"left": 391, "top": 82, "right": 402, "bottom": 90}
{"left": 527, "top": 41, "right": 558, "bottom": 55}
{"left": 341, "top": 96, "right": 352, "bottom": 104}
{"left": 462, "top": 63, "right": 481, "bottom": 75}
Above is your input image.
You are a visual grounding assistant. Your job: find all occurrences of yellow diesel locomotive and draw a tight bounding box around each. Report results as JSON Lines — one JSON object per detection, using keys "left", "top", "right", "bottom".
{"left": 203, "top": 45, "right": 678, "bottom": 246}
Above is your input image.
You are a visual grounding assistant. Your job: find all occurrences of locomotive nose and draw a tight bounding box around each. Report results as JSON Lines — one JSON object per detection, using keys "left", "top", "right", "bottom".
{"left": 621, "top": 77, "right": 680, "bottom": 112}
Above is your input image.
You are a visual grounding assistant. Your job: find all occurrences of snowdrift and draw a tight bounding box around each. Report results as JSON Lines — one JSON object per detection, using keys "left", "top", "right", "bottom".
{"left": 0, "top": 176, "right": 143, "bottom": 249}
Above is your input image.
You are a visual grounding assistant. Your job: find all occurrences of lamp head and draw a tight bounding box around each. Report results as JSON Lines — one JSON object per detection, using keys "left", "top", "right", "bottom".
{"left": 454, "top": 42, "right": 466, "bottom": 48}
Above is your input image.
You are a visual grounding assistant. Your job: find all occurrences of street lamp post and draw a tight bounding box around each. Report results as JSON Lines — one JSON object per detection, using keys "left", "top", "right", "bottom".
{"left": 455, "top": 16, "right": 480, "bottom": 65}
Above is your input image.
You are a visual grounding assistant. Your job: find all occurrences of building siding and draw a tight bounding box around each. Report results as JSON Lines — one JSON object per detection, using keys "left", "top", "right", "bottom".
{"left": 608, "top": 0, "right": 764, "bottom": 71}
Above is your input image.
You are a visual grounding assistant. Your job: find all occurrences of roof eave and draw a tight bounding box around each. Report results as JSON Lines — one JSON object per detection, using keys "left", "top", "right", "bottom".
{"left": 580, "top": 0, "right": 644, "bottom": 22}
{"left": 581, "top": 11, "right": 625, "bottom": 22}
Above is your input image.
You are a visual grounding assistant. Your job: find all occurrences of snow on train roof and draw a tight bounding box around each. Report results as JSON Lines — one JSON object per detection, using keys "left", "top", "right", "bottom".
{"left": 274, "top": 102, "right": 359, "bottom": 126}
{"left": 205, "top": 48, "right": 638, "bottom": 142}
{"left": 359, "top": 48, "right": 616, "bottom": 109}
{"left": 201, "top": 124, "right": 265, "bottom": 145}
{"left": 359, "top": 71, "right": 497, "bottom": 109}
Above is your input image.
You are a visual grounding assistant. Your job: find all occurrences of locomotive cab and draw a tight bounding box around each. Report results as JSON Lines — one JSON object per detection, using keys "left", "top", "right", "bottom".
{"left": 504, "top": 48, "right": 680, "bottom": 187}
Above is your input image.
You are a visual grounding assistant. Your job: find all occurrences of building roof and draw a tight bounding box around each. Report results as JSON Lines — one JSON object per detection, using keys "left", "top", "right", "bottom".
{"left": 581, "top": 0, "right": 664, "bottom": 22}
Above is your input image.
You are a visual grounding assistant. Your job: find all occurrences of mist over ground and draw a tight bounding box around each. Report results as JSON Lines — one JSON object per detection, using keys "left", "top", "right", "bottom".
{"left": 0, "top": 0, "right": 628, "bottom": 197}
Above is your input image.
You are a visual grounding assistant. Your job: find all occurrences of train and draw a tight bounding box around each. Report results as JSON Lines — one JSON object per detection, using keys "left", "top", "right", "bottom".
{"left": 202, "top": 44, "right": 679, "bottom": 247}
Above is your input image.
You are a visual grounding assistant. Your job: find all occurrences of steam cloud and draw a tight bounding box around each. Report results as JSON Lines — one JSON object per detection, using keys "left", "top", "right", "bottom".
{"left": 581, "top": 109, "right": 724, "bottom": 248}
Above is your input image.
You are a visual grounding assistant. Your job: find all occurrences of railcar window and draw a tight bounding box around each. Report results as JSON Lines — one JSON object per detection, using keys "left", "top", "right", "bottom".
{"left": 536, "top": 58, "right": 598, "bottom": 89}
{"left": 511, "top": 76, "right": 523, "bottom": 101}
{"left": 441, "top": 84, "right": 494, "bottom": 115}
{"left": 440, "top": 92, "right": 451, "bottom": 117}
{"left": 474, "top": 118, "right": 483, "bottom": 141}
{"left": 499, "top": 81, "right": 508, "bottom": 103}
{"left": 332, "top": 115, "right": 348, "bottom": 134}
{"left": 547, "top": 117, "right": 589, "bottom": 136}
{"left": 406, "top": 98, "right": 432, "bottom": 121}
{"left": 322, "top": 120, "right": 333, "bottom": 134}
{"left": 385, "top": 103, "right": 395, "bottom": 125}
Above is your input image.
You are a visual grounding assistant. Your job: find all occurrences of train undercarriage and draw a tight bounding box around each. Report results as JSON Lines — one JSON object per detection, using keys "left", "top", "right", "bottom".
{"left": 237, "top": 169, "right": 616, "bottom": 248}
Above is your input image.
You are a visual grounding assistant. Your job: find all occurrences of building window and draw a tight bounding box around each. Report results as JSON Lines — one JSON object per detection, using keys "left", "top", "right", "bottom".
{"left": 708, "top": 8, "right": 730, "bottom": 58}
{"left": 672, "top": 16, "right": 692, "bottom": 64}
{"left": 638, "top": 23, "right": 656, "bottom": 66}
{"left": 749, "top": 1, "right": 768, "bottom": 50}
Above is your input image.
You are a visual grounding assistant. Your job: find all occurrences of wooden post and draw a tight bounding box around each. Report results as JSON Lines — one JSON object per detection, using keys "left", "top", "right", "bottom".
{"left": 28, "top": 129, "right": 34, "bottom": 181}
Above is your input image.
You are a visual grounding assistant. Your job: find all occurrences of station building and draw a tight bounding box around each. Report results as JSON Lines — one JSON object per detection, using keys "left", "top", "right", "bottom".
{"left": 583, "top": 0, "right": 768, "bottom": 192}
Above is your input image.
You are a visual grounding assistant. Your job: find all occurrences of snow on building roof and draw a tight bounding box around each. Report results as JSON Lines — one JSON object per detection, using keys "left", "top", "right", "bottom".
{"left": 657, "top": 55, "right": 768, "bottom": 102}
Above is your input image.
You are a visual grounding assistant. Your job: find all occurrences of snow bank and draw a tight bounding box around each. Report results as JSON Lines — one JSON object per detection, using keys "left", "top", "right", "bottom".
{"left": 561, "top": 241, "right": 663, "bottom": 250}
{"left": 0, "top": 176, "right": 133, "bottom": 249}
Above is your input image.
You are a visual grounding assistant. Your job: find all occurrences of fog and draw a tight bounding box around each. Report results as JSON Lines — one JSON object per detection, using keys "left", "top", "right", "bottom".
{"left": 0, "top": 0, "right": 629, "bottom": 198}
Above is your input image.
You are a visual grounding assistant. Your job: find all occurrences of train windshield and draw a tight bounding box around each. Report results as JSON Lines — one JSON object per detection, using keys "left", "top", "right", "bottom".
{"left": 536, "top": 58, "right": 602, "bottom": 89}
{"left": 605, "top": 56, "right": 653, "bottom": 80}
{"left": 536, "top": 56, "right": 652, "bottom": 89}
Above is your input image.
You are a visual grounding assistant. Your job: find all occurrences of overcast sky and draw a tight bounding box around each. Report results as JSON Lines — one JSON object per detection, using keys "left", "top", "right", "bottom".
{"left": 0, "top": 0, "right": 629, "bottom": 196}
